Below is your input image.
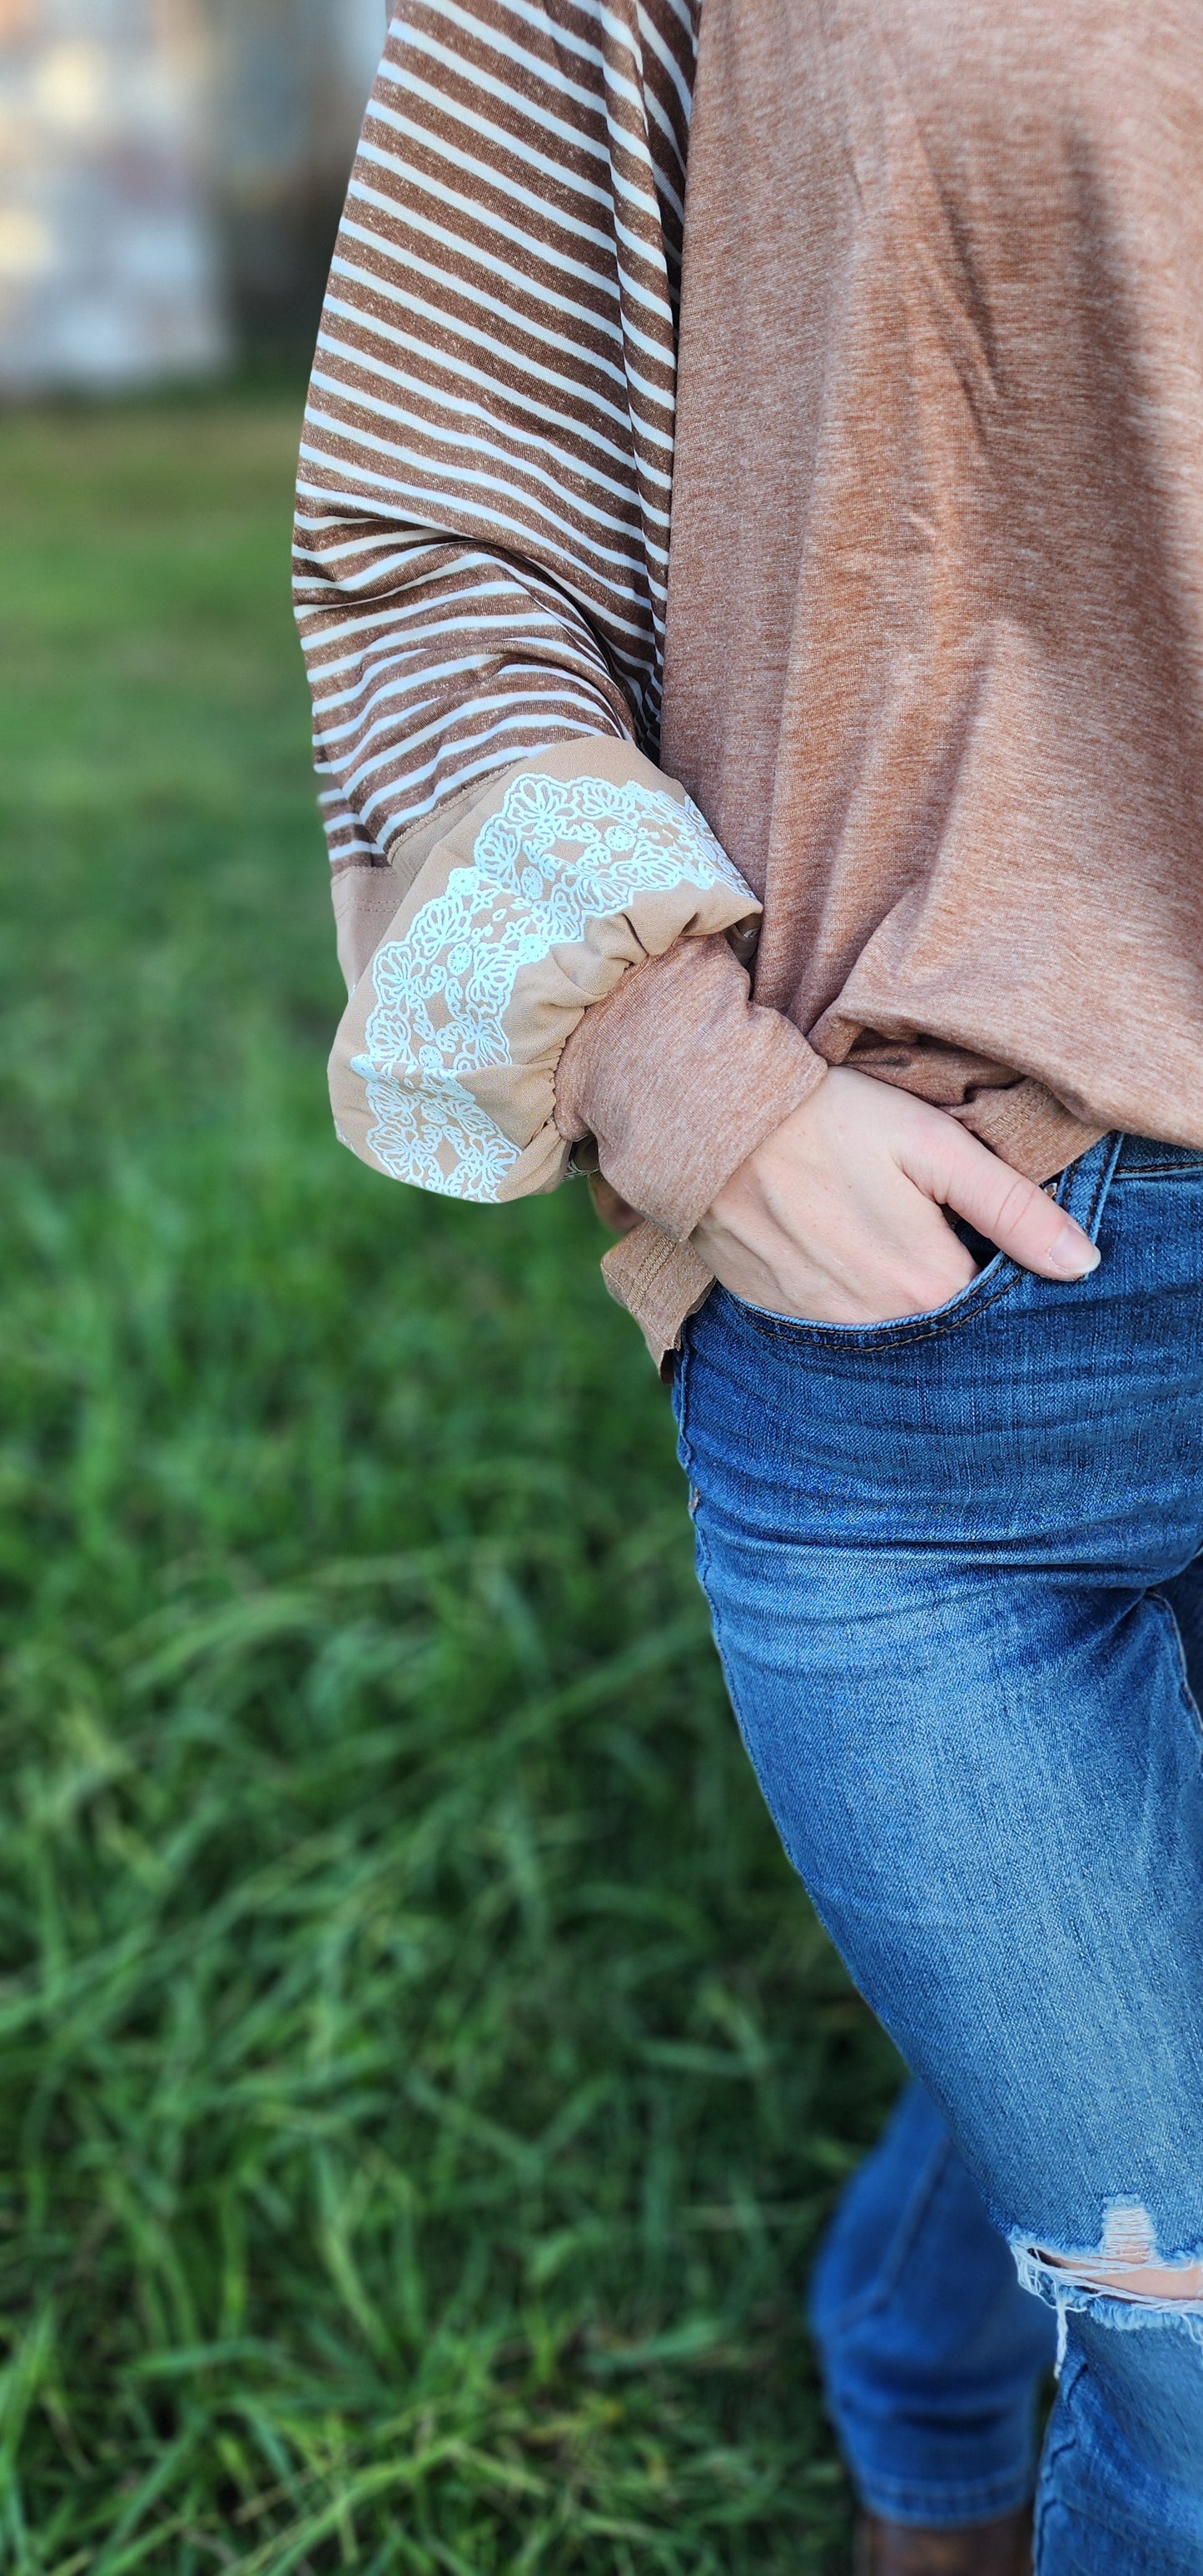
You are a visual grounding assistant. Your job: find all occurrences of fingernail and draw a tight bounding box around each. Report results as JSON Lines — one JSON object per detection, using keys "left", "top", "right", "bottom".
{"left": 1049, "top": 1224, "right": 1101, "bottom": 1278}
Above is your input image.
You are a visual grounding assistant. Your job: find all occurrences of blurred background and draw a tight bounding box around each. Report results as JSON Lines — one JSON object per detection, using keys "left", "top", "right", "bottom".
{"left": 0, "top": 8, "right": 896, "bottom": 2568}
{"left": 0, "top": 0, "right": 386, "bottom": 393}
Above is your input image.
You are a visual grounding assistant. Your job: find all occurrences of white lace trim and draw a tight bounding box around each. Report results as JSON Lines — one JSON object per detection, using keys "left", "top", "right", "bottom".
{"left": 349, "top": 770, "right": 752, "bottom": 1201}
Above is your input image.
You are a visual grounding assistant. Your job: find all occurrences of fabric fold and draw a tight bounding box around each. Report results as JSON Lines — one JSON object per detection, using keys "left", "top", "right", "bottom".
{"left": 555, "top": 932, "right": 826, "bottom": 1241}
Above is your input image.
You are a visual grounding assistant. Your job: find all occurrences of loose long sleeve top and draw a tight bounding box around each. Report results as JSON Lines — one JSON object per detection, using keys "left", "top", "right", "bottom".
{"left": 295, "top": 0, "right": 1203, "bottom": 1360}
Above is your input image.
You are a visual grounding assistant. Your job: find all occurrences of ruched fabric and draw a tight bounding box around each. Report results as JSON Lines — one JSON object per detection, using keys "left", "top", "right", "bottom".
{"left": 328, "top": 740, "right": 763, "bottom": 1201}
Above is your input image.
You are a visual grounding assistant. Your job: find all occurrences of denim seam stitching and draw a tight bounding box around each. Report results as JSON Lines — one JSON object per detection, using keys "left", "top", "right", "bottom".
{"left": 684, "top": 1504, "right": 787, "bottom": 1864}
{"left": 1062, "top": 1128, "right": 1123, "bottom": 1241}
{"left": 724, "top": 1260, "right": 1023, "bottom": 1354}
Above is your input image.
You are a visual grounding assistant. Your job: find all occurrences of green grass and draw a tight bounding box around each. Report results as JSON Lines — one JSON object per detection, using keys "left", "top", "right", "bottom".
{"left": 0, "top": 389, "right": 899, "bottom": 2574}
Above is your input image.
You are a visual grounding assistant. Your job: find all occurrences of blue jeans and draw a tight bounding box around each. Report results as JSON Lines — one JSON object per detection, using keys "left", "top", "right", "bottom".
{"left": 672, "top": 1132, "right": 1203, "bottom": 2573}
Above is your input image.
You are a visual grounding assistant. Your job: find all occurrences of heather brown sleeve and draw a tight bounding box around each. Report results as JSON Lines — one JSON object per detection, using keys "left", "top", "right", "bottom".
{"left": 554, "top": 932, "right": 826, "bottom": 1238}
{"left": 296, "top": 0, "right": 755, "bottom": 1231}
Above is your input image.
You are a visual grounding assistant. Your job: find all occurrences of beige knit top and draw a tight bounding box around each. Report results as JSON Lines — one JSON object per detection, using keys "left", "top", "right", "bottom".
{"left": 295, "top": 0, "right": 1203, "bottom": 1362}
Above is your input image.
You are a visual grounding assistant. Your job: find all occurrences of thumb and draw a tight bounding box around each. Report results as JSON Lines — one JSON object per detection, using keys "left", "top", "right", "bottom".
{"left": 908, "top": 1125, "right": 1101, "bottom": 1282}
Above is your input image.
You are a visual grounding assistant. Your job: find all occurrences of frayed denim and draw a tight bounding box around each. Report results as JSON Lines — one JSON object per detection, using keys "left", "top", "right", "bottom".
{"left": 674, "top": 1134, "right": 1203, "bottom": 2571}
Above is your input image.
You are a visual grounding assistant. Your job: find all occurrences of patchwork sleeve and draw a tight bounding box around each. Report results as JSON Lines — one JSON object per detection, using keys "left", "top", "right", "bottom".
{"left": 295, "top": 0, "right": 823, "bottom": 1224}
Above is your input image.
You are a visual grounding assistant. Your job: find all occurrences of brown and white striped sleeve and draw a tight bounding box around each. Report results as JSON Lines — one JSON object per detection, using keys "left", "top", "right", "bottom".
{"left": 293, "top": 0, "right": 822, "bottom": 1246}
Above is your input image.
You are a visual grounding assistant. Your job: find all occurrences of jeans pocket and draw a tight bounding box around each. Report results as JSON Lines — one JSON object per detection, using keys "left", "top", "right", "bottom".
{"left": 713, "top": 1248, "right": 1020, "bottom": 1353}
{"left": 714, "top": 1131, "right": 1127, "bottom": 1356}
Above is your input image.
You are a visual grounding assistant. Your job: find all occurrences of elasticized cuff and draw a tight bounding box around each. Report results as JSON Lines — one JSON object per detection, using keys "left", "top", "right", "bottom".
{"left": 327, "top": 738, "right": 763, "bottom": 1206}
{"left": 554, "top": 932, "right": 827, "bottom": 1239}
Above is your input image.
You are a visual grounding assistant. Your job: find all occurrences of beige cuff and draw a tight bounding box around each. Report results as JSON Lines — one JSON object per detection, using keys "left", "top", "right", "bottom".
{"left": 327, "top": 738, "right": 763, "bottom": 1206}
{"left": 554, "top": 932, "right": 827, "bottom": 1239}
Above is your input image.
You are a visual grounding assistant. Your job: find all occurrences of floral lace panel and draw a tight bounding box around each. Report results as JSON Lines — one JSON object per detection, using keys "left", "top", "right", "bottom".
{"left": 350, "top": 771, "right": 753, "bottom": 1200}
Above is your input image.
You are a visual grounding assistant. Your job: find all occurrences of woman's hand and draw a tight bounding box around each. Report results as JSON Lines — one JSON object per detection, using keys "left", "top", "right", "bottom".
{"left": 690, "top": 1067, "right": 1100, "bottom": 1325}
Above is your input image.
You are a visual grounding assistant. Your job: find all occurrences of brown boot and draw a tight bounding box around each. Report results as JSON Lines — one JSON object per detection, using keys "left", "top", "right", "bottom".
{"left": 854, "top": 2508, "right": 1032, "bottom": 2575}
